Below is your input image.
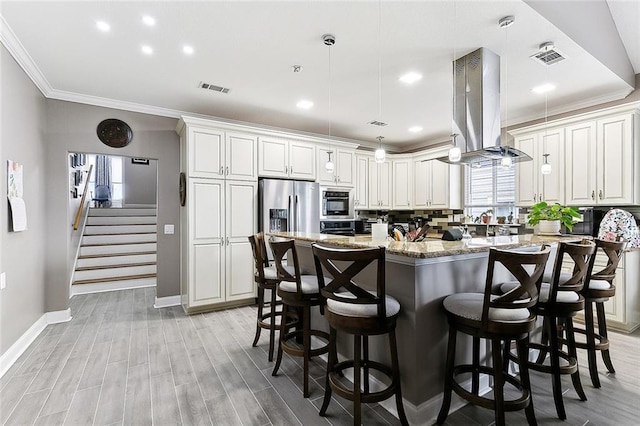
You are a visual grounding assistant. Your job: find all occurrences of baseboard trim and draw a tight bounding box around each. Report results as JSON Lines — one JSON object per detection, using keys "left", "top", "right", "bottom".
{"left": 0, "top": 308, "right": 72, "bottom": 378}
{"left": 154, "top": 295, "right": 181, "bottom": 309}
{"left": 72, "top": 280, "right": 155, "bottom": 296}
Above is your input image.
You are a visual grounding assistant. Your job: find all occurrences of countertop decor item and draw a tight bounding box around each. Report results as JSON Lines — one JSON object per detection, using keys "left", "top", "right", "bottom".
{"left": 527, "top": 201, "right": 580, "bottom": 233}
{"left": 97, "top": 118, "right": 133, "bottom": 148}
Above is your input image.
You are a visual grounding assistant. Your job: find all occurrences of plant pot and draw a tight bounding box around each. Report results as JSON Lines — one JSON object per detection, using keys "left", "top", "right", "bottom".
{"left": 538, "top": 220, "right": 561, "bottom": 235}
{"left": 481, "top": 215, "right": 492, "bottom": 224}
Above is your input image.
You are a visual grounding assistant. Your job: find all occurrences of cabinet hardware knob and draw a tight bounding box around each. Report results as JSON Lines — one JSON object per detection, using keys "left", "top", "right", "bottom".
{"left": 226, "top": 166, "right": 229, "bottom": 175}
{"left": 591, "top": 190, "right": 595, "bottom": 200}
{"left": 534, "top": 194, "right": 537, "bottom": 202}
{"left": 599, "top": 190, "right": 603, "bottom": 200}
{"left": 219, "top": 166, "right": 224, "bottom": 175}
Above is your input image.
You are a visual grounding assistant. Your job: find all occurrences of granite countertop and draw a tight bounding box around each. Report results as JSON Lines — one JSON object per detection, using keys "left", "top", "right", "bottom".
{"left": 267, "top": 232, "right": 585, "bottom": 259}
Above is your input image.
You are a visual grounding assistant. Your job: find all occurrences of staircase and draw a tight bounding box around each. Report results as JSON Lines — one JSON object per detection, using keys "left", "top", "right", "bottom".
{"left": 72, "top": 207, "right": 157, "bottom": 295}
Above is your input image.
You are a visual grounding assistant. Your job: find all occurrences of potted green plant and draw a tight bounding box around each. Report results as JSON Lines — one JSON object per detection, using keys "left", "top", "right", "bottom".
{"left": 527, "top": 201, "right": 581, "bottom": 234}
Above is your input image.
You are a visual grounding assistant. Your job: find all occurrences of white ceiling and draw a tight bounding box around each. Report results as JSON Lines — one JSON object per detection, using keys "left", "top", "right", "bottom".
{"left": 1, "top": 1, "right": 638, "bottom": 151}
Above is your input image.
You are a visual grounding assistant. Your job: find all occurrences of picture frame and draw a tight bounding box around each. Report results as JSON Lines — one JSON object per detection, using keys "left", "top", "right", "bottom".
{"left": 131, "top": 158, "right": 149, "bottom": 165}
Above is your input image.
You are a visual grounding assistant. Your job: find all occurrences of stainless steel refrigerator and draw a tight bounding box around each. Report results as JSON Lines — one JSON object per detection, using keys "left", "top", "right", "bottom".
{"left": 259, "top": 178, "right": 320, "bottom": 238}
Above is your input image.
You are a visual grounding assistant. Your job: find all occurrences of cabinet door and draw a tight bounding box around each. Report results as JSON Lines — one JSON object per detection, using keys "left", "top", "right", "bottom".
{"left": 189, "top": 179, "right": 224, "bottom": 306}
{"left": 336, "top": 149, "right": 355, "bottom": 187}
{"left": 226, "top": 132, "right": 257, "bottom": 181}
{"left": 317, "top": 147, "right": 336, "bottom": 185}
{"left": 225, "top": 181, "right": 257, "bottom": 301}
{"left": 392, "top": 159, "right": 412, "bottom": 209}
{"left": 378, "top": 161, "right": 392, "bottom": 209}
{"left": 258, "top": 137, "right": 288, "bottom": 178}
{"left": 355, "top": 155, "right": 369, "bottom": 209}
{"left": 368, "top": 159, "right": 380, "bottom": 207}
{"left": 289, "top": 141, "right": 316, "bottom": 180}
{"left": 430, "top": 160, "right": 450, "bottom": 208}
{"left": 597, "top": 114, "right": 634, "bottom": 205}
{"left": 540, "top": 129, "right": 565, "bottom": 205}
{"left": 565, "top": 122, "right": 597, "bottom": 206}
{"left": 189, "top": 127, "right": 224, "bottom": 178}
{"left": 413, "top": 158, "right": 430, "bottom": 208}
{"left": 515, "top": 134, "right": 539, "bottom": 206}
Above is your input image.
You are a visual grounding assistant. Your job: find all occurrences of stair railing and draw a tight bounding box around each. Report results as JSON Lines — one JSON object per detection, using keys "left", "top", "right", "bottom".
{"left": 73, "top": 164, "right": 93, "bottom": 230}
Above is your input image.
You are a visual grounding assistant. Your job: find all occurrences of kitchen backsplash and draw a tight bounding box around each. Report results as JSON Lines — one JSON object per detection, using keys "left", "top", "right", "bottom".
{"left": 357, "top": 209, "right": 465, "bottom": 235}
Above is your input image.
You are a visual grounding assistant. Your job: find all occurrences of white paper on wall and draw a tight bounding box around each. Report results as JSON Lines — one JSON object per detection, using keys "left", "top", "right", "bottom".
{"left": 8, "top": 197, "right": 27, "bottom": 231}
{"left": 7, "top": 160, "right": 27, "bottom": 232}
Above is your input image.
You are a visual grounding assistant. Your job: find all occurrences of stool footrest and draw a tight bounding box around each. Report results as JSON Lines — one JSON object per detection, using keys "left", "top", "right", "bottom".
{"left": 281, "top": 329, "right": 330, "bottom": 358}
{"left": 328, "top": 360, "right": 398, "bottom": 404}
{"left": 451, "top": 364, "right": 530, "bottom": 412}
{"left": 571, "top": 328, "right": 610, "bottom": 351}
{"left": 513, "top": 343, "right": 578, "bottom": 375}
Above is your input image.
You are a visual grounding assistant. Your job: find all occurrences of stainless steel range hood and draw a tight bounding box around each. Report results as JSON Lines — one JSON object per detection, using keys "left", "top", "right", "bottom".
{"left": 437, "top": 47, "right": 531, "bottom": 166}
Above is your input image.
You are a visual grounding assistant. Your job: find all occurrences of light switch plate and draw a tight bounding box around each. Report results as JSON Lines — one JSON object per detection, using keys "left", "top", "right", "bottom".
{"left": 164, "top": 224, "right": 175, "bottom": 235}
{"left": 1, "top": 272, "right": 6, "bottom": 290}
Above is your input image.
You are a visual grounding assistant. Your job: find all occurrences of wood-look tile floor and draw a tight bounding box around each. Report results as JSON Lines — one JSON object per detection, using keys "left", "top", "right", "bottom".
{"left": 1, "top": 288, "right": 639, "bottom": 425}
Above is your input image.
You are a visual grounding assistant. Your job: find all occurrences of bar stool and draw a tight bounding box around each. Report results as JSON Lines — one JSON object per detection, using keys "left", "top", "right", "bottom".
{"left": 248, "top": 233, "right": 294, "bottom": 361}
{"left": 312, "top": 244, "right": 408, "bottom": 426}
{"left": 502, "top": 240, "right": 596, "bottom": 420}
{"left": 270, "top": 239, "right": 329, "bottom": 398}
{"left": 437, "top": 246, "right": 551, "bottom": 426}
{"left": 573, "top": 239, "right": 626, "bottom": 388}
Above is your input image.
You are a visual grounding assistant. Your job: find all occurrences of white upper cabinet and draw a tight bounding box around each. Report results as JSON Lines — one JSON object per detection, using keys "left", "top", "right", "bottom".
{"left": 317, "top": 148, "right": 355, "bottom": 187}
{"left": 392, "top": 157, "right": 412, "bottom": 209}
{"left": 226, "top": 132, "right": 258, "bottom": 181}
{"left": 258, "top": 137, "right": 316, "bottom": 180}
{"left": 368, "top": 158, "right": 392, "bottom": 209}
{"left": 596, "top": 114, "right": 635, "bottom": 204}
{"left": 354, "top": 154, "right": 370, "bottom": 209}
{"left": 565, "top": 121, "right": 598, "bottom": 205}
{"left": 514, "top": 127, "right": 565, "bottom": 207}
{"left": 412, "top": 154, "right": 460, "bottom": 210}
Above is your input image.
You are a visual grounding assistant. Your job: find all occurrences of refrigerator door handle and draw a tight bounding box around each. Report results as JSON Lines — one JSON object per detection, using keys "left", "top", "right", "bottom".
{"left": 295, "top": 195, "right": 300, "bottom": 232}
{"left": 288, "top": 195, "right": 293, "bottom": 232}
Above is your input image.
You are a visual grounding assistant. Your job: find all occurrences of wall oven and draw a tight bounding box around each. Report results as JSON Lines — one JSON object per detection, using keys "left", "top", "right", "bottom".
{"left": 320, "top": 187, "right": 354, "bottom": 220}
{"left": 320, "top": 220, "right": 356, "bottom": 236}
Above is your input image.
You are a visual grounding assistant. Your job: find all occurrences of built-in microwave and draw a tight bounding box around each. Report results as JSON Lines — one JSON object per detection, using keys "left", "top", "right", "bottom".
{"left": 320, "top": 187, "right": 354, "bottom": 220}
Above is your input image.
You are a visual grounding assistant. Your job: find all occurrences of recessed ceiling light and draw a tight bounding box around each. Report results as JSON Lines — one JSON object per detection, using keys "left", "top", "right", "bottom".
{"left": 183, "top": 45, "right": 195, "bottom": 55}
{"left": 532, "top": 83, "right": 556, "bottom": 94}
{"left": 399, "top": 72, "right": 422, "bottom": 84}
{"left": 141, "top": 45, "right": 153, "bottom": 55}
{"left": 96, "top": 21, "right": 110, "bottom": 32}
{"left": 296, "top": 100, "right": 314, "bottom": 110}
{"left": 408, "top": 126, "right": 423, "bottom": 133}
{"left": 142, "top": 15, "right": 156, "bottom": 26}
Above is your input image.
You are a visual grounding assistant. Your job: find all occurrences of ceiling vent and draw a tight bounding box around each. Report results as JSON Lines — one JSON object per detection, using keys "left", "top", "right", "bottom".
{"left": 368, "top": 120, "right": 388, "bottom": 127}
{"left": 198, "top": 82, "right": 231, "bottom": 93}
{"left": 530, "top": 42, "right": 566, "bottom": 66}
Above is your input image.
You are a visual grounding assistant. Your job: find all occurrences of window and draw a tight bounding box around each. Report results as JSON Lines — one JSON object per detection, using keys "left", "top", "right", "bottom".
{"left": 464, "top": 164, "right": 518, "bottom": 221}
{"left": 87, "top": 155, "right": 124, "bottom": 202}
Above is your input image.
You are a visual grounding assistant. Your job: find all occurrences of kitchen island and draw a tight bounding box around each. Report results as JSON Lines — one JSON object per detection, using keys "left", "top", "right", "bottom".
{"left": 268, "top": 232, "right": 581, "bottom": 424}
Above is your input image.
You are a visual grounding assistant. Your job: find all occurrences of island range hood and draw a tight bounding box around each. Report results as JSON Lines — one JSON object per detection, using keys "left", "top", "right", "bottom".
{"left": 437, "top": 47, "right": 531, "bottom": 166}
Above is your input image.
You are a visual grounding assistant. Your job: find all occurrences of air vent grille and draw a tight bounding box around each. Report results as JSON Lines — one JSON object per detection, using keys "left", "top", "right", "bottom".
{"left": 530, "top": 49, "right": 566, "bottom": 66}
{"left": 198, "top": 82, "right": 231, "bottom": 93}
{"left": 368, "top": 120, "right": 388, "bottom": 127}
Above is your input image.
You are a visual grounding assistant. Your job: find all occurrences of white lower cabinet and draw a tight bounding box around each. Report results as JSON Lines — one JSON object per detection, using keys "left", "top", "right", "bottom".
{"left": 183, "top": 179, "right": 257, "bottom": 311}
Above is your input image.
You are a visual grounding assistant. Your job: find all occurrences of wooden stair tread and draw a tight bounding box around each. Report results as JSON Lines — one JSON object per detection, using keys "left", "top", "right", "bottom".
{"left": 82, "top": 241, "right": 157, "bottom": 247}
{"left": 85, "top": 223, "right": 157, "bottom": 226}
{"left": 73, "top": 273, "right": 157, "bottom": 285}
{"left": 76, "top": 262, "right": 156, "bottom": 271}
{"left": 78, "top": 251, "right": 157, "bottom": 259}
{"left": 84, "top": 232, "right": 157, "bottom": 236}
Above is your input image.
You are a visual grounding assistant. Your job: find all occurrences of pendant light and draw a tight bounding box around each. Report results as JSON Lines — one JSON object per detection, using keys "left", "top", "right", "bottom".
{"left": 448, "top": 0, "right": 461, "bottom": 163}
{"left": 374, "top": 0, "right": 386, "bottom": 164}
{"left": 324, "top": 34, "right": 336, "bottom": 173}
{"left": 541, "top": 43, "right": 552, "bottom": 175}
{"left": 499, "top": 15, "right": 515, "bottom": 169}
{"left": 541, "top": 154, "right": 552, "bottom": 175}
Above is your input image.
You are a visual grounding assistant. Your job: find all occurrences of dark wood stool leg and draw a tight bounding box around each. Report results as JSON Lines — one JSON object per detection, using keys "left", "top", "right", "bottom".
{"left": 252, "top": 286, "right": 264, "bottom": 348}
{"left": 319, "top": 327, "right": 337, "bottom": 417}
{"left": 303, "top": 306, "right": 311, "bottom": 398}
{"left": 268, "top": 287, "right": 277, "bottom": 362}
{"left": 516, "top": 336, "right": 537, "bottom": 426}
{"left": 502, "top": 339, "right": 511, "bottom": 374}
{"left": 536, "top": 317, "right": 549, "bottom": 364}
{"left": 491, "top": 339, "right": 506, "bottom": 426}
{"left": 353, "top": 334, "right": 362, "bottom": 426}
{"left": 472, "top": 336, "right": 480, "bottom": 395}
{"left": 548, "top": 316, "right": 567, "bottom": 420}
{"left": 584, "top": 301, "right": 601, "bottom": 388}
{"left": 363, "top": 335, "right": 370, "bottom": 394}
{"left": 596, "top": 302, "right": 615, "bottom": 374}
{"left": 272, "top": 302, "right": 288, "bottom": 376}
{"left": 437, "top": 325, "right": 457, "bottom": 425}
{"left": 566, "top": 318, "right": 587, "bottom": 401}
{"left": 389, "top": 329, "right": 409, "bottom": 426}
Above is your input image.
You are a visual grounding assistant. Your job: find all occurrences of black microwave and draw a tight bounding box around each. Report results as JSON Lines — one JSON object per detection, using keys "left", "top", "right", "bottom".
{"left": 320, "top": 188, "right": 354, "bottom": 220}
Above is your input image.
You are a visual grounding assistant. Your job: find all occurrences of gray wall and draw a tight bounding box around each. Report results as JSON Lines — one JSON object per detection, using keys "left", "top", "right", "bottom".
{"left": 45, "top": 101, "right": 181, "bottom": 309}
{"left": 0, "top": 47, "right": 48, "bottom": 354}
{"left": 124, "top": 158, "right": 158, "bottom": 206}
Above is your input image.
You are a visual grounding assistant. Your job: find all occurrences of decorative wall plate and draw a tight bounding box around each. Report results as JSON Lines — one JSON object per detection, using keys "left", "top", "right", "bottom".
{"left": 97, "top": 119, "right": 133, "bottom": 148}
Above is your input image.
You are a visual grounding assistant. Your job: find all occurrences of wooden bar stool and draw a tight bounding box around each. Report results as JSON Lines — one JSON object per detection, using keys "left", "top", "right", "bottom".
{"left": 248, "top": 233, "right": 294, "bottom": 362}
{"left": 437, "top": 246, "right": 551, "bottom": 426}
{"left": 573, "top": 239, "right": 626, "bottom": 388}
{"left": 312, "top": 244, "right": 408, "bottom": 426}
{"left": 270, "top": 239, "right": 329, "bottom": 398}
{"left": 502, "top": 240, "right": 596, "bottom": 420}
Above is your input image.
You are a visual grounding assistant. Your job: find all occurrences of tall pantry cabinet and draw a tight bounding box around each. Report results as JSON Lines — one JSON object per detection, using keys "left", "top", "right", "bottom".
{"left": 177, "top": 117, "right": 258, "bottom": 313}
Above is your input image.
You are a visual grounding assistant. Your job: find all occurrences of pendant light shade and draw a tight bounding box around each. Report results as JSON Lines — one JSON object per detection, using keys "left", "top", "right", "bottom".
{"left": 448, "top": 133, "right": 461, "bottom": 162}
{"left": 375, "top": 136, "right": 386, "bottom": 163}
{"left": 501, "top": 156, "right": 513, "bottom": 169}
{"left": 325, "top": 151, "right": 335, "bottom": 173}
{"left": 541, "top": 153, "right": 552, "bottom": 175}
